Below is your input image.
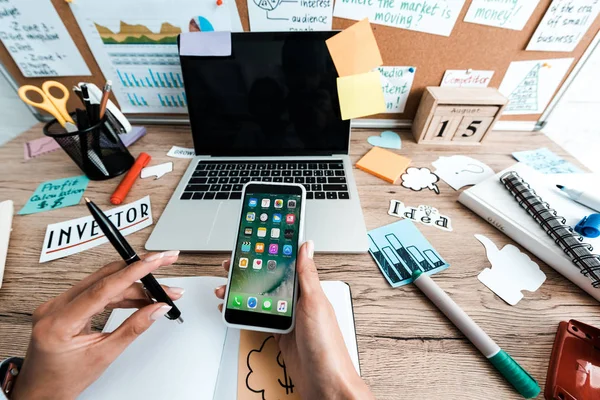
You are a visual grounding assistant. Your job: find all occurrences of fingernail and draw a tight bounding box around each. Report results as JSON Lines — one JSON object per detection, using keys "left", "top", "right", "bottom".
{"left": 306, "top": 240, "right": 314, "bottom": 259}
{"left": 169, "top": 287, "right": 185, "bottom": 296}
{"left": 150, "top": 305, "right": 172, "bottom": 320}
{"left": 221, "top": 260, "right": 229, "bottom": 267}
{"left": 145, "top": 252, "right": 165, "bottom": 262}
{"left": 164, "top": 250, "right": 180, "bottom": 258}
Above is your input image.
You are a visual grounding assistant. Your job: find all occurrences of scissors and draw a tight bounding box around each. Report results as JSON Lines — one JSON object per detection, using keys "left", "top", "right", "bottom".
{"left": 18, "top": 81, "right": 77, "bottom": 132}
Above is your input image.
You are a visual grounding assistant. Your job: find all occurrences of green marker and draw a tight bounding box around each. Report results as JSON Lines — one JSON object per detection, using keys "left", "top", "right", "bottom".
{"left": 411, "top": 270, "right": 540, "bottom": 399}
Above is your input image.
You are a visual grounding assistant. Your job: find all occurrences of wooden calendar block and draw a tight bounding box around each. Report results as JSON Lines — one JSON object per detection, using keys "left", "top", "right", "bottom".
{"left": 424, "top": 115, "right": 461, "bottom": 141}
{"left": 412, "top": 87, "right": 508, "bottom": 145}
{"left": 452, "top": 116, "right": 495, "bottom": 142}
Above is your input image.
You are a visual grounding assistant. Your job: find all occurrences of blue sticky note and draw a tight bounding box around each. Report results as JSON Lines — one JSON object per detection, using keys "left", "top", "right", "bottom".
{"left": 512, "top": 148, "right": 582, "bottom": 174}
{"left": 368, "top": 220, "right": 449, "bottom": 288}
{"left": 18, "top": 175, "right": 89, "bottom": 215}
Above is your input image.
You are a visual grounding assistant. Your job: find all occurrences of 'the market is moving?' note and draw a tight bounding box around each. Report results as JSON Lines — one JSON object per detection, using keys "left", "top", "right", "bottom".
{"left": 40, "top": 196, "right": 153, "bottom": 263}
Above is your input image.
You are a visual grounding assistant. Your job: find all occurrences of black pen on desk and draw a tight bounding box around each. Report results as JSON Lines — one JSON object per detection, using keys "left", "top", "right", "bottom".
{"left": 84, "top": 198, "right": 184, "bottom": 323}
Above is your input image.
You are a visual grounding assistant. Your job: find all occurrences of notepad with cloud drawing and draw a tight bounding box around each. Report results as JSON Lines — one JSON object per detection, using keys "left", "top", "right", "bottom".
{"left": 79, "top": 277, "right": 358, "bottom": 399}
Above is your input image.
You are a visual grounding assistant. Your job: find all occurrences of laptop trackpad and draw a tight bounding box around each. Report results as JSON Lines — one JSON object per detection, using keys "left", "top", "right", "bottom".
{"left": 205, "top": 201, "right": 237, "bottom": 249}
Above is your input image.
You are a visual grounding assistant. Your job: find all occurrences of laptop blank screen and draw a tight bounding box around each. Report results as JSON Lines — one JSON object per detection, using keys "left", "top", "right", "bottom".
{"left": 179, "top": 32, "right": 350, "bottom": 156}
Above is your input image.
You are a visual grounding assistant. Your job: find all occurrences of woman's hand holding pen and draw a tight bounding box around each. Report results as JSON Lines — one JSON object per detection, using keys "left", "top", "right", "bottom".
{"left": 11, "top": 252, "right": 182, "bottom": 400}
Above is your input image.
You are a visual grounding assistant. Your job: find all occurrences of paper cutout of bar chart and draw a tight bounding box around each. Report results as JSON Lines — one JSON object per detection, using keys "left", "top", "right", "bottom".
{"left": 367, "top": 220, "right": 449, "bottom": 288}
{"left": 505, "top": 63, "right": 540, "bottom": 113}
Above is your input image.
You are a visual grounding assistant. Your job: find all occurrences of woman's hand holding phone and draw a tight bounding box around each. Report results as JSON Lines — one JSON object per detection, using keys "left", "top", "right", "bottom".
{"left": 215, "top": 241, "right": 374, "bottom": 400}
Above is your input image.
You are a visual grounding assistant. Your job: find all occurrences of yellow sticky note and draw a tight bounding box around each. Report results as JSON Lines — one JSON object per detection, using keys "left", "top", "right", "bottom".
{"left": 326, "top": 18, "right": 383, "bottom": 77}
{"left": 337, "top": 71, "right": 386, "bottom": 120}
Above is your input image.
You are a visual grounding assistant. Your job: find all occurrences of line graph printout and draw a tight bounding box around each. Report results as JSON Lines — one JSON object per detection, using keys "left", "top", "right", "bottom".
{"left": 70, "top": 1, "right": 241, "bottom": 114}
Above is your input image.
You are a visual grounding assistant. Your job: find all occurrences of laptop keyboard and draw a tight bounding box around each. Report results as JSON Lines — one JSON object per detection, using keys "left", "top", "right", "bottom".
{"left": 180, "top": 160, "right": 349, "bottom": 201}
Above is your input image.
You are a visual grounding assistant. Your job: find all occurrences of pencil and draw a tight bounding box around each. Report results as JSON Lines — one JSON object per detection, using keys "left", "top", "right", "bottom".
{"left": 99, "top": 80, "right": 112, "bottom": 119}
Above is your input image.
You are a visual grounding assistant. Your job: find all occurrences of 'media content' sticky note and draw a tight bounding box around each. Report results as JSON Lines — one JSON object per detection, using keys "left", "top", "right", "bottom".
{"left": 356, "top": 147, "right": 411, "bottom": 184}
{"left": 337, "top": 71, "right": 386, "bottom": 120}
{"left": 326, "top": 18, "right": 383, "bottom": 77}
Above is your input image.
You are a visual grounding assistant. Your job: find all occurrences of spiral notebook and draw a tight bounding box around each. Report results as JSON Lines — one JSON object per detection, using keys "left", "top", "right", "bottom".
{"left": 459, "top": 163, "right": 600, "bottom": 301}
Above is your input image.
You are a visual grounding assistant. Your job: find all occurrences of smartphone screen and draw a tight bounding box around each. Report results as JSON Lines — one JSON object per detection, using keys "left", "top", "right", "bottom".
{"left": 224, "top": 183, "right": 304, "bottom": 330}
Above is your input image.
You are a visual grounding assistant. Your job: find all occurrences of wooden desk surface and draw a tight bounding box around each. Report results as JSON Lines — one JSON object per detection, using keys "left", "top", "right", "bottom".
{"left": 1, "top": 125, "right": 599, "bottom": 399}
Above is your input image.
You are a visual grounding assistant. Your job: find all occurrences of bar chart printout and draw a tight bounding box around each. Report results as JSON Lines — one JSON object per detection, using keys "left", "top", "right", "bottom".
{"left": 368, "top": 220, "right": 450, "bottom": 288}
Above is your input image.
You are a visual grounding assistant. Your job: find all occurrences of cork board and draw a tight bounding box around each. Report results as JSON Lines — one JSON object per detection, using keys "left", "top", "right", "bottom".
{"left": 0, "top": 0, "right": 598, "bottom": 122}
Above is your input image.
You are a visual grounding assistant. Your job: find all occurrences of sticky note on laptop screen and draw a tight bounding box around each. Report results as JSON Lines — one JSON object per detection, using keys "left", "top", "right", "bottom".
{"left": 337, "top": 71, "right": 386, "bottom": 120}
{"left": 326, "top": 18, "right": 383, "bottom": 77}
{"left": 356, "top": 147, "right": 411, "bottom": 184}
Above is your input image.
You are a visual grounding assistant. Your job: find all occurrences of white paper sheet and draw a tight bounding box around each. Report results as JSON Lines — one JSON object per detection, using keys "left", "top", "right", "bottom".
{"left": 80, "top": 277, "right": 228, "bottom": 400}
{"left": 0, "top": 0, "right": 90, "bottom": 77}
{"left": 333, "top": 0, "right": 466, "bottom": 37}
{"left": 248, "top": 0, "right": 334, "bottom": 31}
{"left": 527, "top": 0, "right": 600, "bottom": 52}
{"left": 498, "top": 58, "right": 573, "bottom": 115}
{"left": 377, "top": 66, "right": 416, "bottom": 113}
{"left": 39, "top": 196, "right": 153, "bottom": 263}
{"left": 464, "top": 0, "right": 539, "bottom": 30}
{"left": 70, "top": 1, "right": 241, "bottom": 114}
{"left": 440, "top": 69, "right": 494, "bottom": 87}
{"left": 167, "top": 145, "right": 196, "bottom": 158}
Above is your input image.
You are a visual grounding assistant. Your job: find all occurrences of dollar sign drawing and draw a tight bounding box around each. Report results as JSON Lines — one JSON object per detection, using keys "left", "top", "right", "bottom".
{"left": 37, "top": 200, "right": 48, "bottom": 209}
{"left": 51, "top": 197, "right": 64, "bottom": 209}
{"left": 277, "top": 351, "right": 294, "bottom": 395}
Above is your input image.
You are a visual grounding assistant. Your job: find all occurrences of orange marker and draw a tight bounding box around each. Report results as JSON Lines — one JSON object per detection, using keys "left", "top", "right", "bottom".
{"left": 110, "top": 152, "right": 151, "bottom": 205}
{"left": 216, "top": 0, "right": 223, "bottom": 5}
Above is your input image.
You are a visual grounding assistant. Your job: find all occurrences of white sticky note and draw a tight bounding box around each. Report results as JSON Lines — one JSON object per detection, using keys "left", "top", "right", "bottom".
{"left": 141, "top": 162, "right": 173, "bottom": 180}
{"left": 167, "top": 146, "right": 196, "bottom": 159}
{"left": 248, "top": 0, "right": 334, "bottom": 31}
{"left": 39, "top": 196, "right": 153, "bottom": 263}
{"left": 441, "top": 70, "right": 494, "bottom": 88}
{"left": 333, "top": 0, "right": 466, "bottom": 37}
{"left": 377, "top": 66, "right": 416, "bottom": 113}
{"left": 179, "top": 31, "right": 231, "bottom": 56}
{"left": 432, "top": 155, "right": 495, "bottom": 190}
{"left": 0, "top": 0, "right": 91, "bottom": 77}
{"left": 527, "top": 0, "right": 600, "bottom": 52}
{"left": 476, "top": 234, "right": 546, "bottom": 306}
{"left": 498, "top": 58, "right": 573, "bottom": 115}
{"left": 464, "top": 0, "right": 540, "bottom": 30}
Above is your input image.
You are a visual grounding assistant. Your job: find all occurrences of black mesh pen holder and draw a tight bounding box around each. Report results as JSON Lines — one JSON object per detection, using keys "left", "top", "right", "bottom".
{"left": 44, "top": 115, "right": 134, "bottom": 181}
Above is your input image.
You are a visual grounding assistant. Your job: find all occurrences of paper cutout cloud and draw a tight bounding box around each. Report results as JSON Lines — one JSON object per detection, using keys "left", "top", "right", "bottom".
{"left": 401, "top": 167, "right": 440, "bottom": 194}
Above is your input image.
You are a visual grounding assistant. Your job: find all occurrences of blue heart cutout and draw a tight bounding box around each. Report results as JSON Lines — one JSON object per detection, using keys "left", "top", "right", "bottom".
{"left": 367, "top": 131, "right": 402, "bottom": 149}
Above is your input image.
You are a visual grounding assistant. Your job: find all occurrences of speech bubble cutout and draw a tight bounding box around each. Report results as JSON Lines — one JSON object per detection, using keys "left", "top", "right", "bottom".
{"left": 141, "top": 162, "right": 173, "bottom": 180}
{"left": 400, "top": 167, "right": 440, "bottom": 194}
{"left": 475, "top": 234, "right": 546, "bottom": 305}
{"left": 432, "top": 155, "right": 495, "bottom": 190}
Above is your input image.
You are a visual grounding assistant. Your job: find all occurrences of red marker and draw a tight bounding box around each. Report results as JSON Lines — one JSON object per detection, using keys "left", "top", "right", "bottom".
{"left": 110, "top": 152, "right": 151, "bottom": 205}
{"left": 216, "top": 0, "right": 223, "bottom": 6}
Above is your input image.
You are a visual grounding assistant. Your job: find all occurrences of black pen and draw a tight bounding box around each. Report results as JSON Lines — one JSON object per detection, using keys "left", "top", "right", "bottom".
{"left": 84, "top": 197, "right": 183, "bottom": 323}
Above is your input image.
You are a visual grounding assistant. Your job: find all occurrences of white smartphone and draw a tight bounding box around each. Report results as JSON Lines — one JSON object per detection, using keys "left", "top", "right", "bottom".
{"left": 222, "top": 182, "right": 306, "bottom": 334}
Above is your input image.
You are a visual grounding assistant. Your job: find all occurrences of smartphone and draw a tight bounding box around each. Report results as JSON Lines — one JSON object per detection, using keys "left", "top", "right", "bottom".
{"left": 222, "top": 182, "right": 306, "bottom": 334}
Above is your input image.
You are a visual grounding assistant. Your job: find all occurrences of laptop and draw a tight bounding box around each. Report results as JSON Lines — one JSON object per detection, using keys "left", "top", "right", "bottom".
{"left": 145, "top": 31, "right": 368, "bottom": 253}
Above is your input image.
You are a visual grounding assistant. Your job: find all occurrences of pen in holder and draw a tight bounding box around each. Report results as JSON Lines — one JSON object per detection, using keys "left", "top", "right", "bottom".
{"left": 43, "top": 114, "right": 135, "bottom": 181}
